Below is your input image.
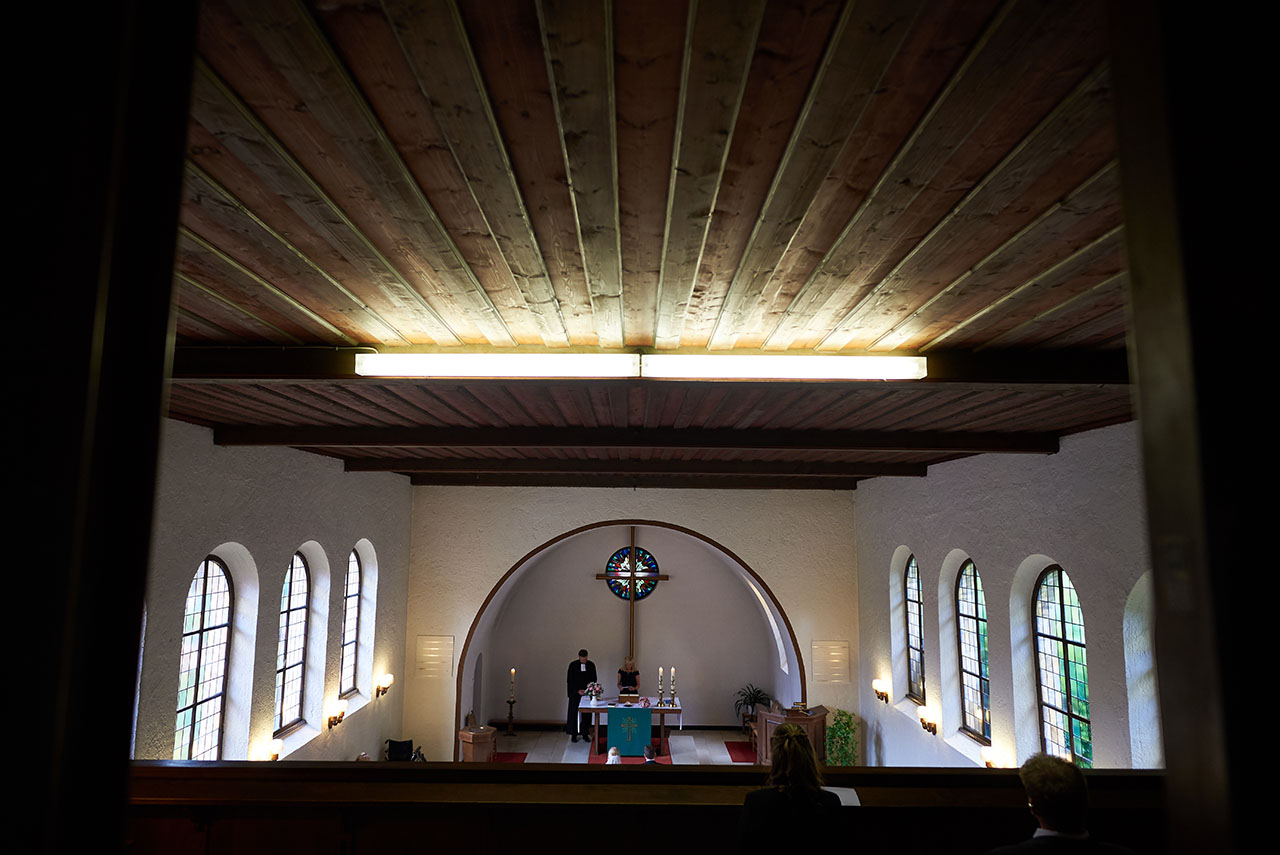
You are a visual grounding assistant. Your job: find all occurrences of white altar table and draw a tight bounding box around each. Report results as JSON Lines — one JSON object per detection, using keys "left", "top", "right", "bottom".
{"left": 578, "top": 696, "right": 682, "bottom": 755}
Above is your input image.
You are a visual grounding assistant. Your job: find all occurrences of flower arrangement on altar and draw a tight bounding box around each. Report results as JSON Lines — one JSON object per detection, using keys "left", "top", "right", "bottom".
{"left": 585, "top": 682, "right": 605, "bottom": 701}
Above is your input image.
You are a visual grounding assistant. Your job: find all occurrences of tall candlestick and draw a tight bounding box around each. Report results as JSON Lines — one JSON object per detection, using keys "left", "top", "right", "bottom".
{"left": 658, "top": 667, "right": 664, "bottom": 703}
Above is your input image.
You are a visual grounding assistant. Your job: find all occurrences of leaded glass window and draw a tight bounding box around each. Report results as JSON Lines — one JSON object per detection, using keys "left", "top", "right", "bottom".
{"left": 604, "top": 546, "right": 660, "bottom": 600}
{"left": 174, "top": 557, "right": 232, "bottom": 760}
{"left": 1034, "top": 566, "right": 1092, "bottom": 767}
{"left": 956, "top": 559, "right": 991, "bottom": 742}
{"left": 905, "top": 554, "right": 925, "bottom": 703}
{"left": 275, "top": 552, "right": 310, "bottom": 734}
{"left": 340, "top": 550, "right": 361, "bottom": 696}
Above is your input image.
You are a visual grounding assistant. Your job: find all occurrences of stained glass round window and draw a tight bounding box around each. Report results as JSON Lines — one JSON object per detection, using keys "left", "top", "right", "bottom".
{"left": 604, "top": 547, "right": 659, "bottom": 600}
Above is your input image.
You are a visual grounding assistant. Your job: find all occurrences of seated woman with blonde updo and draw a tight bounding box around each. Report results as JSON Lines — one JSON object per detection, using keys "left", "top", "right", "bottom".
{"left": 738, "top": 723, "right": 841, "bottom": 846}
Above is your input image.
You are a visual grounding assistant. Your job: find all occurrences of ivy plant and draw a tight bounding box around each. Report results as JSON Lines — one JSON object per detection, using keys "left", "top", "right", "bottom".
{"left": 826, "top": 708, "right": 859, "bottom": 766}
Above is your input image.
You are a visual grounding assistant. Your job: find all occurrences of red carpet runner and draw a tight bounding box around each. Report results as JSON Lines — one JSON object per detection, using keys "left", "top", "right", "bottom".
{"left": 724, "top": 741, "right": 757, "bottom": 763}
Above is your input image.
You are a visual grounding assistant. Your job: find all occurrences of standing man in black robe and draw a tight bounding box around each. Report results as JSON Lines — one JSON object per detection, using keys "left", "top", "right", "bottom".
{"left": 566, "top": 648, "right": 597, "bottom": 743}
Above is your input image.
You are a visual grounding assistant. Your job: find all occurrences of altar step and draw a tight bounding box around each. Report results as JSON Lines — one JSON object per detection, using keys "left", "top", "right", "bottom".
{"left": 491, "top": 728, "right": 750, "bottom": 764}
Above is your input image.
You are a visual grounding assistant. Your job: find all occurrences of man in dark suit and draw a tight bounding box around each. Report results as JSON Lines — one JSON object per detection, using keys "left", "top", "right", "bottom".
{"left": 565, "top": 648, "right": 596, "bottom": 743}
{"left": 987, "top": 753, "right": 1135, "bottom": 854}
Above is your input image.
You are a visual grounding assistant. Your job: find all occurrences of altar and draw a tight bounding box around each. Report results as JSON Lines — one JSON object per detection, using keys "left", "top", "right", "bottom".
{"left": 578, "top": 697, "right": 682, "bottom": 756}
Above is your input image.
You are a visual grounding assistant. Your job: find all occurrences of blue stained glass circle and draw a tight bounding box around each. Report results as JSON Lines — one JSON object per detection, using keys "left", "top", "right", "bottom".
{"left": 604, "top": 547, "right": 659, "bottom": 600}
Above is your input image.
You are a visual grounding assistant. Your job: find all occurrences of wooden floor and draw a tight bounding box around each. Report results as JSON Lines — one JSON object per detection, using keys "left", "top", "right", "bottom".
{"left": 495, "top": 728, "right": 750, "bottom": 764}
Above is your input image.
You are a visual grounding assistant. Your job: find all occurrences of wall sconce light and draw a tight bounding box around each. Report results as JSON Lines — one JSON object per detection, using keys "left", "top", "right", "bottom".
{"left": 375, "top": 673, "right": 395, "bottom": 697}
{"left": 270, "top": 739, "right": 283, "bottom": 761}
{"left": 871, "top": 678, "right": 890, "bottom": 704}
{"left": 327, "top": 698, "right": 349, "bottom": 730}
{"left": 917, "top": 705, "right": 937, "bottom": 735}
{"left": 980, "top": 746, "right": 997, "bottom": 768}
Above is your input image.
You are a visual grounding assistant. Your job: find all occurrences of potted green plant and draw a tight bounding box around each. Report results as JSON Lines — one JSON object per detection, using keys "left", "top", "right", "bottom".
{"left": 734, "top": 683, "right": 772, "bottom": 733}
{"left": 825, "top": 708, "right": 858, "bottom": 766}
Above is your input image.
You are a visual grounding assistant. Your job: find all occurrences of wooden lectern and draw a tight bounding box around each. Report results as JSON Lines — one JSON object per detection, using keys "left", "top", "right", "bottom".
{"left": 753, "top": 704, "right": 828, "bottom": 765}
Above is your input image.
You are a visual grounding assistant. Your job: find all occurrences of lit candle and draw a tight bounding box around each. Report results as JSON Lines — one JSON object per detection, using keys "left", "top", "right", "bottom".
{"left": 659, "top": 666, "right": 663, "bottom": 694}
{"left": 510, "top": 667, "right": 516, "bottom": 699}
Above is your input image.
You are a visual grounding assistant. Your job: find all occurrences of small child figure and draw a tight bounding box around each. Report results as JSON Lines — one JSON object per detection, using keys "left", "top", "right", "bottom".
{"left": 606, "top": 746, "right": 622, "bottom": 765}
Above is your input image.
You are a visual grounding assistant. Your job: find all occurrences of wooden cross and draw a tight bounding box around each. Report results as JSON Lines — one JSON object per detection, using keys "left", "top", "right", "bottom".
{"left": 594, "top": 526, "right": 670, "bottom": 658}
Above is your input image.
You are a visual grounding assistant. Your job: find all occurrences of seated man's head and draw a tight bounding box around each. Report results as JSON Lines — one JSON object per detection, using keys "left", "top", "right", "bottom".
{"left": 1019, "top": 753, "right": 1089, "bottom": 834}
{"left": 643, "top": 744, "right": 654, "bottom": 760}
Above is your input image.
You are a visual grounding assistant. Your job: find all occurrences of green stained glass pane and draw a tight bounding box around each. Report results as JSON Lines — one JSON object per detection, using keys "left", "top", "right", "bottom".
{"left": 1033, "top": 566, "right": 1093, "bottom": 765}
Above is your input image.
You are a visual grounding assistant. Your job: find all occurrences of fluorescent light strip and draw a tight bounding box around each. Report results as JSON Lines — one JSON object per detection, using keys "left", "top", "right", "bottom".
{"left": 640, "top": 354, "right": 927, "bottom": 380}
{"left": 354, "top": 352, "right": 640, "bottom": 378}
{"left": 354, "top": 352, "right": 926, "bottom": 380}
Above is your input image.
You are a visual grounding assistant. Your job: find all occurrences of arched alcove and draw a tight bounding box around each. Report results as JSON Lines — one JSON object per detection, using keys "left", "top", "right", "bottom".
{"left": 270, "top": 540, "right": 330, "bottom": 757}
{"left": 453, "top": 520, "right": 806, "bottom": 758}
{"left": 351, "top": 538, "right": 380, "bottom": 701}
{"left": 1010, "top": 553, "right": 1057, "bottom": 764}
{"left": 1124, "top": 571, "right": 1163, "bottom": 768}
{"left": 886, "top": 545, "right": 914, "bottom": 706}
{"left": 937, "top": 548, "right": 984, "bottom": 764}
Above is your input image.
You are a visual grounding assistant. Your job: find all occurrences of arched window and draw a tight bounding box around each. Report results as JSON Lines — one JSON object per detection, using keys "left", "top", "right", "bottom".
{"left": 905, "top": 554, "right": 925, "bottom": 703}
{"left": 1034, "top": 566, "right": 1092, "bottom": 767}
{"left": 339, "top": 550, "right": 361, "bottom": 696}
{"left": 956, "top": 559, "right": 990, "bottom": 742}
{"left": 174, "top": 557, "right": 232, "bottom": 760}
{"left": 275, "top": 552, "right": 310, "bottom": 734}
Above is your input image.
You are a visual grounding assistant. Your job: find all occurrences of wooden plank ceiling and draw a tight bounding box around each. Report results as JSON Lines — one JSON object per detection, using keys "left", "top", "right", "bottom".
{"left": 169, "top": 0, "right": 1132, "bottom": 489}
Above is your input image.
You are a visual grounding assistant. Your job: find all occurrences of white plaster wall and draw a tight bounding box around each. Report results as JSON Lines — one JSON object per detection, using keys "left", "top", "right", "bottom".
{"left": 406, "top": 489, "right": 858, "bottom": 760}
{"left": 134, "top": 419, "right": 411, "bottom": 761}
{"left": 855, "top": 422, "right": 1157, "bottom": 769}
{"left": 472, "top": 524, "right": 782, "bottom": 728}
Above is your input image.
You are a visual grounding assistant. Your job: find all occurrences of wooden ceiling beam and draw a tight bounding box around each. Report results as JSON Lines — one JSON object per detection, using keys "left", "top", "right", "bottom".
{"left": 188, "top": 60, "right": 463, "bottom": 346}
{"left": 707, "top": 0, "right": 925, "bottom": 350}
{"left": 176, "top": 228, "right": 357, "bottom": 345}
{"left": 613, "top": 1, "right": 684, "bottom": 346}
{"left": 213, "top": 425, "right": 1058, "bottom": 454}
{"left": 824, "top": 66, "right": 1119, "bottom": 352}
{"left": 769, "top": 0, "right": 1102, "bottom": 352}
{"left": 453, "top": 1, "right": 597, "bottom": 344}
{"left": 538, "top": 0, "right": 625, "bottom": 348}
{"left": 653, "top": 0, "right": 766, "bottom": 349}
{"left": 923, "top": 220, "right": 1126, "bottom": 352}
{"left": 173, "top": 272, "right": 306, "bottom": 345}
{"left": 382, "top": 0, "right": 571, "bottom": 348}
{"left": 853, "top": 161, "right": 1123, "bottom": 352}
{"left": 406, "top": 472, "right": 864, "bottom": 489}
{"left": 345, "top": 457, "right": 927, "bottom": 477}
{"left": 183, "top": 161, "right": 411, "bottom": 346}
{"left": 221, "top": 0, "right": 517, "bottom": 347}
{"left": 981, "top": 271, "right": 1128, "bottom": 350}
